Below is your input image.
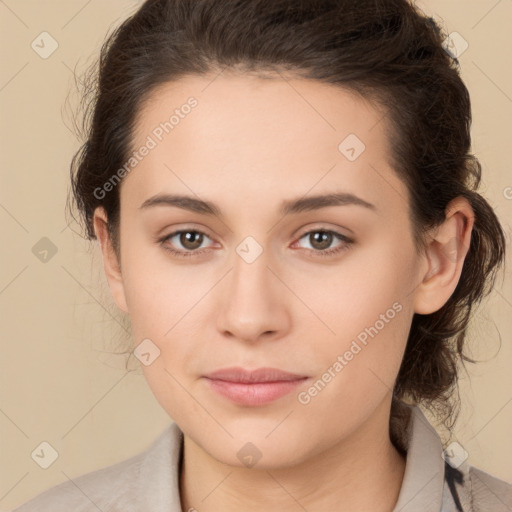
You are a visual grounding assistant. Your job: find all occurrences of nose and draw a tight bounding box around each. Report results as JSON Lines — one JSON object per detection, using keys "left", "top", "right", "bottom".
{"left": 216, "top": 246, "right": 292, "bottom": 344}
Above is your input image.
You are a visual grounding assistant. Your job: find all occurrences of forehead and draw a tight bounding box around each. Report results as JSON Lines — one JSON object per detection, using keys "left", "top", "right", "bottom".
{"left": 134, "top": 71, "right": 389, "bottom": 154}
{"left": 123, "top": 72, "right": 406, "bottom": 219}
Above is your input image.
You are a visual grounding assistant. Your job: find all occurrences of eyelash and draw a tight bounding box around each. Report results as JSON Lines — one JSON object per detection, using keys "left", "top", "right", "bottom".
{"left": 158, "top": 228, "right": 353, "bottom": 259}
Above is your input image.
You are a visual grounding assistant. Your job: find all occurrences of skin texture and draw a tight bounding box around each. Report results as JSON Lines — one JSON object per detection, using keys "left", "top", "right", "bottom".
{"left": 93, "top": 72, "right": 474, "bottom": 512}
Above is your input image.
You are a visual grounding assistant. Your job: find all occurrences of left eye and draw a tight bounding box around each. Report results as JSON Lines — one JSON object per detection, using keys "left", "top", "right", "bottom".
{"left": 293, "top": 229, "right": 353, "bottom": 256}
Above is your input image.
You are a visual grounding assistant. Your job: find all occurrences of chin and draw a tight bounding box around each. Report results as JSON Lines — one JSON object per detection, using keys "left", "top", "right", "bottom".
{"left": 196, "top": 428, "right": 313, "bottom": 470}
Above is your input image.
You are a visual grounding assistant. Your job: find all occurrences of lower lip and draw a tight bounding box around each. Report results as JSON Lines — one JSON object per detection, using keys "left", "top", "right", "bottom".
{"left": 204, "top": 377, "right": 308, "bottom": 406}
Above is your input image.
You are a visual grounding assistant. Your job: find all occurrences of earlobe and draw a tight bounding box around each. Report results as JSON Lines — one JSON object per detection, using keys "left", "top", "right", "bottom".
{"left": 413, "top": 197, "right": 474, "bottom": 315}
{"left": 92, "top": 207, "right": 129, "bottom": 313}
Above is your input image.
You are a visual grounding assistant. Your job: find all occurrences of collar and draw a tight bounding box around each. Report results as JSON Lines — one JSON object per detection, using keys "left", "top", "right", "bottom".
{"left": 392, "top": 406, "right": 472, "bottom": 512}
{"left": 137, "top": 420, "right": 184, "bottom": 511}
{"left": 135, "top": 406, "right": 472, "bottom": 512}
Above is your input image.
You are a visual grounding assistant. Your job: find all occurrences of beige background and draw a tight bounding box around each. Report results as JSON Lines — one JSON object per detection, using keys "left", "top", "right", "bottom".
{"left": 1, "top": 0, "right": 511, "bottom": 509}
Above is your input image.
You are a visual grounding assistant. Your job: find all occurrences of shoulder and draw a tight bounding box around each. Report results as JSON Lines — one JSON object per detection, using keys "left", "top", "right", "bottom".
{"left": 467, "top": 465, "right": 512, "bottom": 511}
{"left": 392, "top": 404, "right": 511, "bottom": 512}
{"left": 11, "top": 447, "right": 145, "bottom": 512}
{"left": 10, "top": 422, "right": 182, "bottom": 512}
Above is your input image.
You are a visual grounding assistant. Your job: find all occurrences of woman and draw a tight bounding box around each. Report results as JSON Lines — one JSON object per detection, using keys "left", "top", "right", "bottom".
{"left": 12, "top": 0, "right": 511, "bottom": 510}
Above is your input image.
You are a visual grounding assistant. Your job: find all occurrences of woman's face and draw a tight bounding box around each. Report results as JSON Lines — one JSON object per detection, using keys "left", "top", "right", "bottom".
{"left": 98, "top": 73, "right": 429, "bottom": 468}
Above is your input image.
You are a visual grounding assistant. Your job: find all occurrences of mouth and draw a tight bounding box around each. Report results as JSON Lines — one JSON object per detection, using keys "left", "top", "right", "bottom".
{"left": 202, "top": 367, "right": 309, "bottom": 406}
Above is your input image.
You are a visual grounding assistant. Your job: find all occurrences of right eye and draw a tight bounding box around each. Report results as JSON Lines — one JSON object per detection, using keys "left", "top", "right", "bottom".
{"left": 159, "top": 229, "right": 216, "bottom": 258}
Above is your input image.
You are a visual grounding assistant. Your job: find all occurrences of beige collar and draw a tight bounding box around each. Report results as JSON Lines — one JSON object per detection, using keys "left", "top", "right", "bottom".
{"left": 135, "top": 405, "right": 471, "bottom": 512}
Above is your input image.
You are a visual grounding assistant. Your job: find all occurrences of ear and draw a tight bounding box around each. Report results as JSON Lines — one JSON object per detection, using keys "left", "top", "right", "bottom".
{"left": 413, "top": 196, "right": 475, "bottom": 315}
{"left": 93, "top": 207, "right": 129, "bottom": 313}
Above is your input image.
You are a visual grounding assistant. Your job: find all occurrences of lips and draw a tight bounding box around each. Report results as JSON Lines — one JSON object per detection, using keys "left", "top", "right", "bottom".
{"left": 204, "top": 366, "right": 308, "bottom": 383}
{"left": 202, "top": 366, "right": 309, "bottom": 406}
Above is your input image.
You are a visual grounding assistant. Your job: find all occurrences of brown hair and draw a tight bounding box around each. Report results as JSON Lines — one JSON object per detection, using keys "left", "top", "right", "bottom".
{"left": 68, "top": 0, "right": 506, "bottom": 428}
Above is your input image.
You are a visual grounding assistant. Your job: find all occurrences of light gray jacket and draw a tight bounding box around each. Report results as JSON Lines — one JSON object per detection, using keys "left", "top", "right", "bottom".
{"left": 11, "top": 407, "right": 512, "bottom": 511}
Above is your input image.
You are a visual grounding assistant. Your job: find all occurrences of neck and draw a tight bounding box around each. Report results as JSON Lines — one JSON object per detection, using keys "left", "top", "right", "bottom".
{"left": 179, "top": 400, "right": 406, "bottom": 512}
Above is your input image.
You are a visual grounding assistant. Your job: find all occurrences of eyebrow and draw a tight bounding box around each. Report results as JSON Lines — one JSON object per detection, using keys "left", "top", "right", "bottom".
{"left": 139, "top": 192, "right": 377, "bottom": 217}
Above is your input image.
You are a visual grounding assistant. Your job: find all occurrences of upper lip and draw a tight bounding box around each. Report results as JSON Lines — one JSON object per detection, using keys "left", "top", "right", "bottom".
{"left": 203, "top": 367, "right": 308, "bottom": 383}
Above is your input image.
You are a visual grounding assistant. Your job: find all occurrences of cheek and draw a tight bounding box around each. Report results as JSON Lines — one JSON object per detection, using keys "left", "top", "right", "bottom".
{"left": 299, "top": 239, "right": 416, "bottom": 394}
{"left": 120, "top": 243, "right": 201, "bottom": 337}
{"left": 120, "top": 248, "right": 210, "bottom": 390}
{"left": 296, "top": 234, "right": 415, "bottom": 335}
{"left": 139, "top": 359, "right": 206, "bottom": 429}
